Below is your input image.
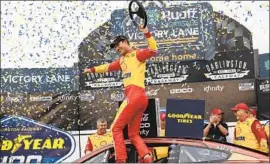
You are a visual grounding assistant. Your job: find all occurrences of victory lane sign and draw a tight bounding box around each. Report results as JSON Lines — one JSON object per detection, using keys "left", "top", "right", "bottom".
{"left": 111, "top": 2, "right": 215, "bottom": 61}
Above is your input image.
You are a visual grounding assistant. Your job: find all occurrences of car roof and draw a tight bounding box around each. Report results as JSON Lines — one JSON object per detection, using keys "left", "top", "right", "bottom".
{"left": 74, "top": 137, "right": 269, "bottom": 163}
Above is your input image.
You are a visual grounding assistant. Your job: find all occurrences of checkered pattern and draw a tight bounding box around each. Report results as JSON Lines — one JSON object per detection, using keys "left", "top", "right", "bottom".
{"left": 214, "top": 12, "right": 253, "bottom": 51}
{"left": 258, "top": 53, "right": 270, "bottom": 78}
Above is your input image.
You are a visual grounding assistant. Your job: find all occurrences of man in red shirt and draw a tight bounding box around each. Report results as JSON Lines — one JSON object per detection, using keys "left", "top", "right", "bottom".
{"left": 84, "top": 118, "right": 113, "bottom": 154}
{"left": 231, "top": 103, "right": 268, "bottom": 153}
{"left": 84, "top": 25, "right": 157, "bottom": 163}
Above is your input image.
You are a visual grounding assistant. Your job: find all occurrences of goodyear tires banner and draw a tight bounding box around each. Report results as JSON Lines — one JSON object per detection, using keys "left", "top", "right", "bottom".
{"left": 165, "top": 99, "right": 205, "bottom": 139}
{"left": 0, "top": 116, "right": 75, "bottom": 163}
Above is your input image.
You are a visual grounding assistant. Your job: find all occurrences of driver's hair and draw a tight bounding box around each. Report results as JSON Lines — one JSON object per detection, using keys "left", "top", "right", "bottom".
{"left": 97, "top": 117, "right": 107, "bottom": 126}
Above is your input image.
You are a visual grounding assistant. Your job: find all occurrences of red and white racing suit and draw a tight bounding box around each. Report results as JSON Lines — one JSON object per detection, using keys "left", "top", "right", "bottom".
{"left": 89, "top": 32, "right": 157, "bottom": 161}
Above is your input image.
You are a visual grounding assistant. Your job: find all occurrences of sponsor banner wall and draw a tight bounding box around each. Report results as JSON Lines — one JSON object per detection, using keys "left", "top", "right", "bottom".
{"left": 63, "top": 79, "right": 256, "bottom": 130}
{"left": 0, "top": 68, "right": 76, "bottom": 93}
{"left": 0, "top": 92, "right": 79, "bottom": 131}
{"left": 145, "top": 79, "right": 255, "bottom": 122}
{"left": 80, "top": 50, "right": 254, "bottom": 90}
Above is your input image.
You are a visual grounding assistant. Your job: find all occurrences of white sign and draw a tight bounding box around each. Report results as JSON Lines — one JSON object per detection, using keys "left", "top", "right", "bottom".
{"left": 260, "top": 83, "right": 269, "bottom": 92}
{"left": 85, "top": 82, "right": 123, "bottom": 88}
{"left": 79, "top": 93, "right": 95, "bottom": 101}
{"left": 29, "top": 96, "right": 52, "bottom": 102}
{"left": 110, "top": 91, "right": 124, "bottom": 102}
{"left": 204, "top": 60, "right": 250, "bottom": 80}
{"left": 146, "top": 75, "right": 189, "bottom": 85}
{"left": 204, "top": 70, "right": 250, "bottom": 80}
{"left": 146, "top": 89, "right": 160, "bottom": 96}
{"left": 238, "top": 82, "right": 254, "bottom": 91}
{"left": 170, "top": 88, "right": 193, "bottom": 94}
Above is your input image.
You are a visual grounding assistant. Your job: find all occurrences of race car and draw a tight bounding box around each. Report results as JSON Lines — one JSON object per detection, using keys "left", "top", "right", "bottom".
{"left": 74, "top": 137, "right": 269, "bottom": 163}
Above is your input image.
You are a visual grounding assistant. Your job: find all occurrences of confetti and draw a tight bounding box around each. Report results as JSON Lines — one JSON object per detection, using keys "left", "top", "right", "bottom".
{"left": 0, "top": 1, "right": 269, "bottom": 132}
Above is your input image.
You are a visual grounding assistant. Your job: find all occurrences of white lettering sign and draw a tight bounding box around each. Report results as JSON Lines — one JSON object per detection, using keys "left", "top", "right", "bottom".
{"left": 1, "top": 75, "right": 71, "bottom": 84}
{"left": 260, "top": 84, "right": 269, "bottom": 92}
{"left": 204, "top": 70, "right": 249, "bottom": 80}
{"left": 29, "top": 96, "right": 52, "bottom": 102}
{"left": 85, "top": 82, "right": 122, "bottom": 88}
{"left": 146, "top": 75, "right": 189, "bottom": 85}
{"left": 203, "top": 85, "right": 224, "bottom": 93}
{"left": 238, "top": 83, "right": 254, "bottom": 91}
{"left": 170, "top": 88, "right": 193, "bottom": 94}
{"left": 146, "top": 89, "right": 160, "bottom": 96}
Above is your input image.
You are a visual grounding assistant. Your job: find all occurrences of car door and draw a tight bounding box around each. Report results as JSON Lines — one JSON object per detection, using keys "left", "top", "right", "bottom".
{"left": 83, "top": 149, "right": 111, "bottom": 163}
{"left": 164, "top": 143, "right": 231, "bottom": 163}
{"left": 83, "top": 145, "right": 137, "bottom": 163}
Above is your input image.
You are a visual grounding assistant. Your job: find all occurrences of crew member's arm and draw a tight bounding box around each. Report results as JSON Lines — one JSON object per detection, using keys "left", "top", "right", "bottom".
{"left": 251, "top": 120, "right": 268, "bottom": 153}
{"left": 203, "top": 123, "right": 211, "bottom": 137}
{"left": 84, "top": 58, "right": 121, "bottom": 73}
{"left": 233, "top": 128, "right": 236, "bottom": 144}
{"left": 84, "top": 137, "right": 93, "bottom": 155}
{"left": 217, "top": 123, "right": 229, "bottom": 136}
{"left": 264, "top": 125, "right": 269, "bottom": 139}
{"left": 136, "top": 32, "right": 158, "bottom": 62}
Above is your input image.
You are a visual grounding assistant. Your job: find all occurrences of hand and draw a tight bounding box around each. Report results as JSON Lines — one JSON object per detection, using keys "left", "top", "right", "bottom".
{"left": 260, "top": 139, "right": 269, "bottom": 153}
{"left": 216, "top": 116, "right": 222, "bottom": 124}
{"left": 83, "top": 68, "right": 92, "bottom": 74}
{"left": 138, "top": 24, "right": 148, "bottom": 33}
{"left": 209, "top": 116, "right": 214, "bottom": 124}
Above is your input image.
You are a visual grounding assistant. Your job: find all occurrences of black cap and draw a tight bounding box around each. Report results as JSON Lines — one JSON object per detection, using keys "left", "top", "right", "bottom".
{"left": 110, "top": 35, "right": 128, "bottom": 49}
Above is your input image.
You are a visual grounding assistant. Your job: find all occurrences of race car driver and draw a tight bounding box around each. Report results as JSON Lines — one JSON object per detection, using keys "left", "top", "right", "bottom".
{"left": 84, "top": 25, "right": 157, "bottom": 163}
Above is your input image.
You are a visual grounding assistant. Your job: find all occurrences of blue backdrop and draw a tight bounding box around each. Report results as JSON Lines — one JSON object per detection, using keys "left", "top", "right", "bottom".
{"left": 166, "top": 99, "right": 205, "bottom": 139}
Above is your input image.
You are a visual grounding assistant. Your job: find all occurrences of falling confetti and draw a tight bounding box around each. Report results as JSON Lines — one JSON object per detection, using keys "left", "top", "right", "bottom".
{"left": 0, "top": 1, "right": 269, "bottom": 132}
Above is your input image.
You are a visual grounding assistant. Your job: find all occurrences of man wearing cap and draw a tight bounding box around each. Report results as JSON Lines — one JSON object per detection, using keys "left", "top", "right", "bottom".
{"left": 203, "top": 108, "right": 229, "bottom": 142}
{"left": 232, "top": 103, "right": 268, "bottom": 153}
{"left": 84, "top": 25, "right": 157, "bottom": 163}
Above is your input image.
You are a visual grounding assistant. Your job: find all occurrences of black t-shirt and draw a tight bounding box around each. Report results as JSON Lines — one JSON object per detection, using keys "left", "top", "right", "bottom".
{"left": 204, "top": 122, "right": 228, "bottom": 142}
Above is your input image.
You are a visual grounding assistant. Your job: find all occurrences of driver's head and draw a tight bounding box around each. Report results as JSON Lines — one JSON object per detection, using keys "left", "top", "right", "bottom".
{"left": 110, "top": 36, "right": 131, "bottom": 56}
{"left": 96, "top": 118, "right": 107, "bottom": 135}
